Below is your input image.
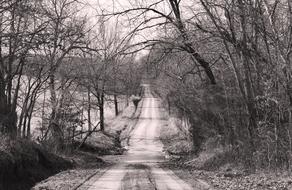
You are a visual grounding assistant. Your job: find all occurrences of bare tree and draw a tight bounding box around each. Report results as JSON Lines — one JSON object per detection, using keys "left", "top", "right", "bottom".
{"left": 0, "top": 0, "right": 48, "bottom": 137}
{"left": 97, "top": 0, "right": 217, "bottom": 84}
{"left": 38, "top": 0, "right": 87, "bottom": 150}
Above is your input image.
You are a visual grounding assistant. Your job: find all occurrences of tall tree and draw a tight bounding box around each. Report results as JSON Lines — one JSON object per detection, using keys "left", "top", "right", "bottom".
{"left": 99, "top": 0, "right": 217, "bottom": 84}
{"left": 0, "top": 0, "right": 47, "bottom": 137}
{"left": 40, "top": 0, "right": 87, "bottom": 150}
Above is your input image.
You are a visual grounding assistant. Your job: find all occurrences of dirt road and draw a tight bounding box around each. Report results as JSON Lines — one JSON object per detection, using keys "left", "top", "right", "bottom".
{"left": 82, "top": 85, "right": 194, "bottom": 190}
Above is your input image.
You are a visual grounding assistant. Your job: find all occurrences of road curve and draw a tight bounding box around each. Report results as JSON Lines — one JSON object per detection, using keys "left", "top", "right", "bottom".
{"left": 85, "top": 84, "right": 194, "bottom": 190}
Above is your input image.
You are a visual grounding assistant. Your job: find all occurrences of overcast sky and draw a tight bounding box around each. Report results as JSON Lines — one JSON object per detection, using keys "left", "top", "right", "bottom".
{"left": 79, "top": 0, "right": 203, "bottom": 57}
{"left": 79, "top": 0, "right": 164, "bottom": 56}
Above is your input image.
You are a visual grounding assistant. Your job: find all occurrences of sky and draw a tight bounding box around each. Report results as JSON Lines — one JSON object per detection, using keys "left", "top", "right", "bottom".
{"left": 79, "top": 0, "right": 165, "bottom": 57}
{"left": 79, "top": 0, "right": 203, "bottom": 57}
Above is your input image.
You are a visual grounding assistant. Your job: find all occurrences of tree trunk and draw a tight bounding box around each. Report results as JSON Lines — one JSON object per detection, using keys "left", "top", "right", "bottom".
{"left": 87, "top": 86, "right": 91, "bottom": 131}
{"left": 238, "top": 0, "right": 257, "bottom": 154}
{"left": 167, "top": 95, "right": 171, "bottom": 115}
{"left": 26, "top": 94, "right": 36, "bottom": 139}
{"left": 27, "top": 109, "right": 33, "bottom": 139}
{"left": 49, "top": 73, "right": 57, "bottom": 120}
{"left": 190, "top": 119, "right": 202, "bottom": 154}
{"left": 168, "top": 0, "right": 216, "bottom": 84}
{"left": 126, "top": 94, "right": 129, "bottom": 106}
{"left": 0, "top": 83, "right": 17, "bottom": 137}
{"left": 186, "top": 45, "right": 216, "bottom": 84}
{"left": 47, "top": 72, "right": 64, "bottom": 151}
{"left": 114, "top": 94, "right": 119, "bottom": 116}
{"left": 99, "top": 93, "right": 105, "bottom": 131}
{"left": 0, "top": 107, "right": 17, "bottom": 138}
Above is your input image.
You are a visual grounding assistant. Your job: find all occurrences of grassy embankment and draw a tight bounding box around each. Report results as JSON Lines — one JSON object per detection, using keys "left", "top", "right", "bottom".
{"left": 31, "top": 100, "right": 143, "bottom": 190}
{"left": 158, "top": 99, "right": 292, "bottom": 190}
{"left": 0, "top": 137, "right": 72, "bottom": 190}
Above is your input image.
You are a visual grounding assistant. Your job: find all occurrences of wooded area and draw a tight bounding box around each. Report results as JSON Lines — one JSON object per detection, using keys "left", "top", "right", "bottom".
{"left": 131, "top": 0, "right": 292, "bottom": 170}
{"left": 0, "top": 0, "right": 142, "bottom": 152}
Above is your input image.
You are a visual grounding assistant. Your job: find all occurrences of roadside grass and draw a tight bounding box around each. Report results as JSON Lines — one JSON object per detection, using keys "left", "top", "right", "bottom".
{"left": 0, "top": 135, "right": 72, "bottom": 190}
{"left": 160, "top": 111, "right": 292, "bottom": 190}
{"left": 73, "top": 131, "right": 124, "bottom": 155}
{"left": 32, "top": 101, "right": 143, "bottom": 190}
{"left": 31, "top": 143, "right": 110, "bottom": 190}
{"left": 74, "top": 100, "right": 143, "bottom": 155}
{"left": 159, "top": 116, "right": 193, "bottom": 157}
{"left": 32, "top": 168, "right": 107, "bottom": 190}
